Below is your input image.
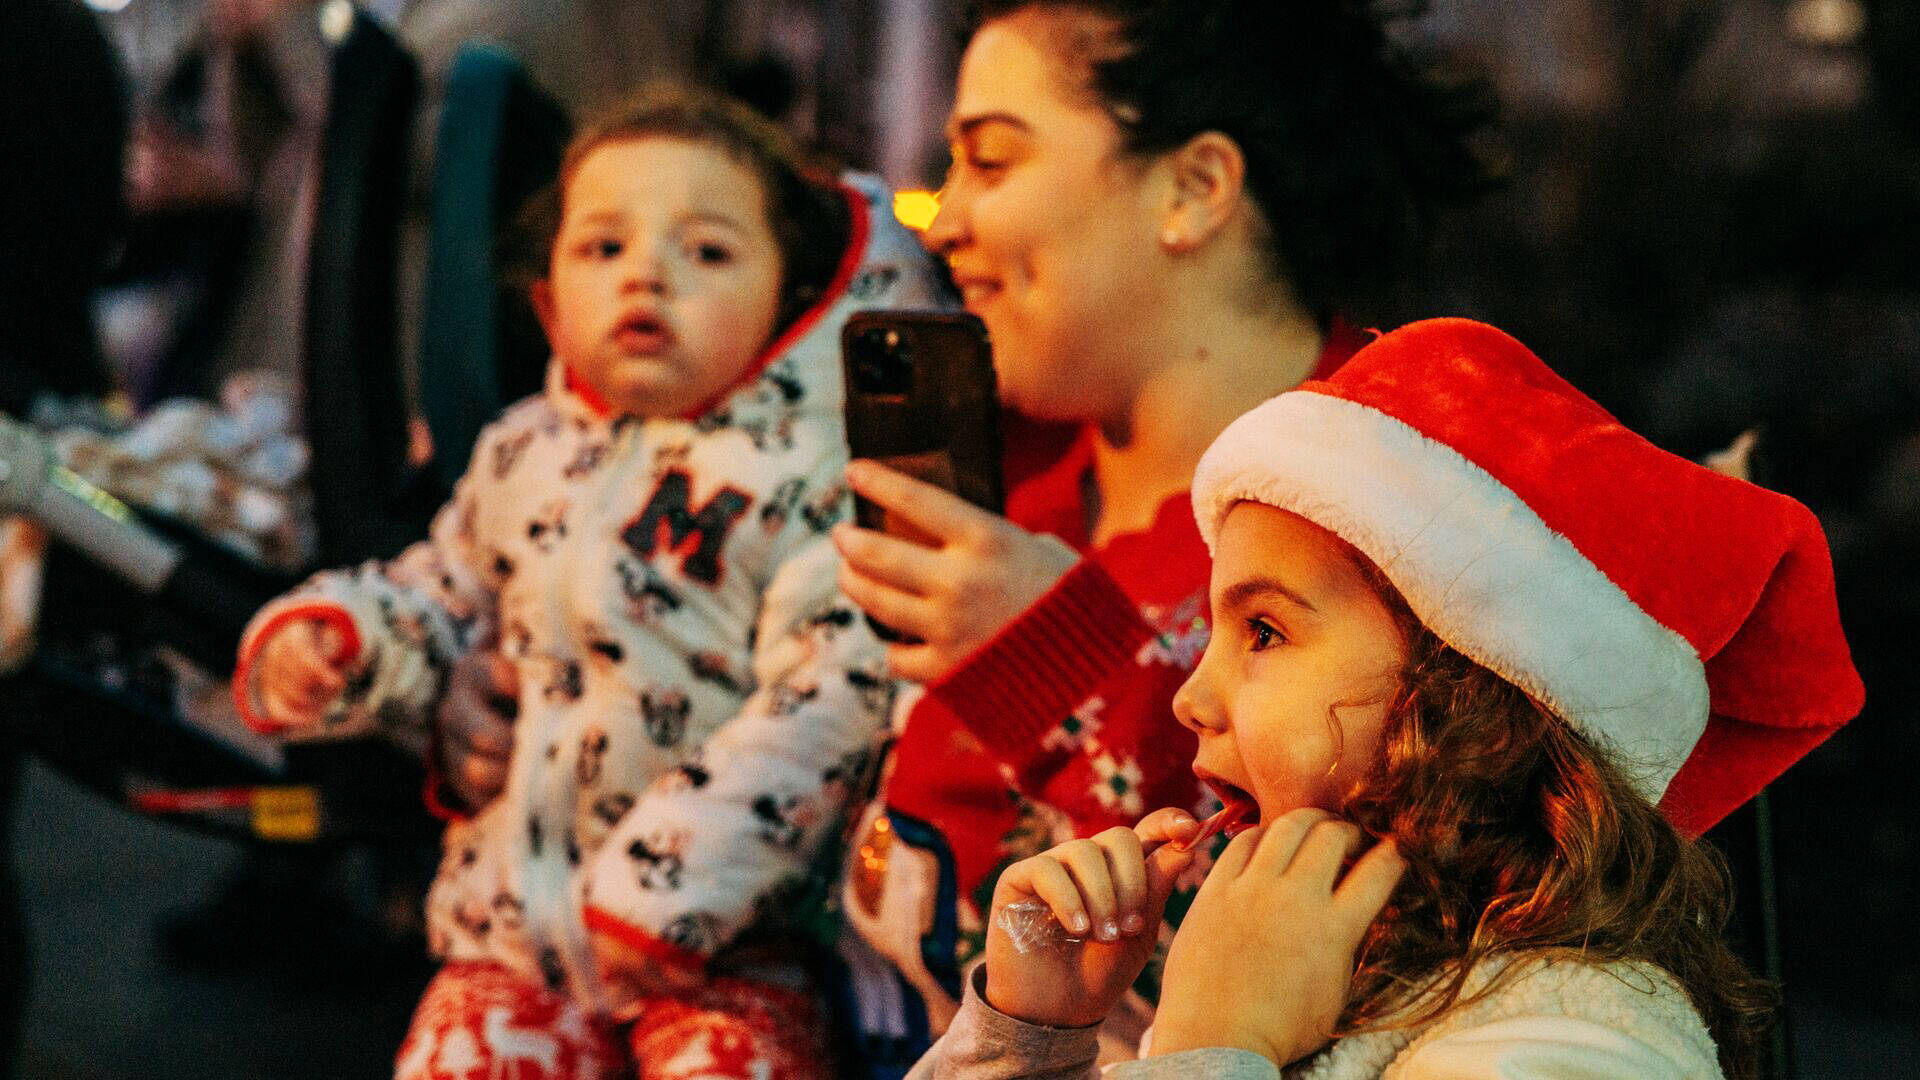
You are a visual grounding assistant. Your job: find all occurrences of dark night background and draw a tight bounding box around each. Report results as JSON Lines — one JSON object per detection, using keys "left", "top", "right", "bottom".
{"left": 5, "top": 0, "right": 1917, "bottom": 1076}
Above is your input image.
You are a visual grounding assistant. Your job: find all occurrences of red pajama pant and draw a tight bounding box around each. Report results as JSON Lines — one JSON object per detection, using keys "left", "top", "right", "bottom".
{"left": 394, "top": 961, "right": 829, "bottom": 1080}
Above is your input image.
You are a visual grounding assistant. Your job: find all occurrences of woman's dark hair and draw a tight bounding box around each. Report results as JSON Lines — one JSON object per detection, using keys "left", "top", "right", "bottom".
{"left": 515, "top": 88, "right": 852, "bottom": 335}
{"left": 967, "top": 0, "right": 1496, "bottom": 323}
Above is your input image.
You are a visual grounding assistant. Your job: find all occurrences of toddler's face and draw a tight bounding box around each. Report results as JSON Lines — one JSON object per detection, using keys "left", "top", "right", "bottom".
{"left": 534, "top": 137, "right": 783, "bottom": 418}
{"left": 1174, "top": 502, "right": 1409, "bottom": 828}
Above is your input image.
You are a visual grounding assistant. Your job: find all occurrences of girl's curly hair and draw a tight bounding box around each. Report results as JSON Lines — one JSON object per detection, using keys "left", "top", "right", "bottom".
{"left": 1332, "top": 560, "right": 1776, "bottom": 1079}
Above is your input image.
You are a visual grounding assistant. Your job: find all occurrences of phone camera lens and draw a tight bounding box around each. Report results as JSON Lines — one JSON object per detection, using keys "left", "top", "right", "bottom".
{"left": 852, "top": 326, "right": 913, "bottom": 395}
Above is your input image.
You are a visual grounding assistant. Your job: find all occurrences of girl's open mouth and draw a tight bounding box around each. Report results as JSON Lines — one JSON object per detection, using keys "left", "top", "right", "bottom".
{"left": 1175, "top": 776, "right": 1260, "bottom": 851}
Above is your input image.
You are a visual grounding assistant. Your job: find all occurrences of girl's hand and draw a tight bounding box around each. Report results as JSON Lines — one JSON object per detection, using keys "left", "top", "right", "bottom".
{"left": 255, "top": 617, "right": 353, "bottom": 729}
{"left": 981, "top": 808, "right": 1201, "bottom": 1029}
{"left": 1150, "top": 808, "right": 1405, "bottom": 1064}
{"left": 832, "top": 459, "right": 1080, "bottom": 684}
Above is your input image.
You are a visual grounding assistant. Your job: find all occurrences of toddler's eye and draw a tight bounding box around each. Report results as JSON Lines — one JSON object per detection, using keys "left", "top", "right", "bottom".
{"left": 1245, "top": 617, "right": 1285, "bottom": 651}
{"left": 582, "top": 239, "right": 621, "bottom": 259}
{"left": 693, "top": 243, "right": 733, "bottom": 265}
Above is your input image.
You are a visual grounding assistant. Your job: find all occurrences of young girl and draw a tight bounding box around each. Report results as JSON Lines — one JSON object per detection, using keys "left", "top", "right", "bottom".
{"left": 233, "top": 91, "right": 947, "bottom": 1079}
{"left": 910, "top": 318, "right": 1862, "bottom": 1079}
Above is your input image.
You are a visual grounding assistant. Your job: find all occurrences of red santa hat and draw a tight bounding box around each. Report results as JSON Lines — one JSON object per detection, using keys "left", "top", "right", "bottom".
{"left": 1191, "top": 318, "right": 1862, "bottom": 835}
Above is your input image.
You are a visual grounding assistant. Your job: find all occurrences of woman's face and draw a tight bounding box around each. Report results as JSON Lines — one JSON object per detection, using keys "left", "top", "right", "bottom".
{"left": 924, "top": 12, "right": 1168, "bottom": 421}
{"left": 1173, "top": 503, "right": 1409, "bottom": 827}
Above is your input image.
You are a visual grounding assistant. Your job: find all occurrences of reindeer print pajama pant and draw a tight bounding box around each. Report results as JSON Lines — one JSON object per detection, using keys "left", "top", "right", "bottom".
{"left": 395, "top": 961, "right": 829, "bottom": 1080}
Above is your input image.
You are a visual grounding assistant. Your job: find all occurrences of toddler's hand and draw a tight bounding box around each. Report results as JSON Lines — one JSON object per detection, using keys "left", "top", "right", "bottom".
{"left": 1150, "top": 808, "right": 1405, "bottom": 1065}
{"left": 435, "top": 646, "right": 519, "bottom": 810}
{"left": 981, "top": 808, "right": 1200, "bottom": 1029}
{"left": 590, "top": 926, "right": 704, "bottom": 1018}
{"left": 254, "top": 617, "right": 354, "bottom": 729}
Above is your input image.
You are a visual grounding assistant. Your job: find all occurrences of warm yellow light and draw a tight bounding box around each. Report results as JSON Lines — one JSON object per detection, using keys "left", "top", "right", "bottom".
{"left": 893, "top": 190, "right": 941, "bottom": 232}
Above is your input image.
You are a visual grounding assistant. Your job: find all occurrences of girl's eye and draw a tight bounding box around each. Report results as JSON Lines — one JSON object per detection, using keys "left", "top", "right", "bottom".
{"left": 693, "top": 243, "right": 733, "bottom": 265}
{"left": 1246, "top": 617, "right": 1285, "bottom": 651}
{"left": 583, "top": 239, "right": 621, "bottom": 259}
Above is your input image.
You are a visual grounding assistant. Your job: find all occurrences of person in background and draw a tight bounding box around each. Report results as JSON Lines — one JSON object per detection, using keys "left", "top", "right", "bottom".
{"left": 0, "top": 0, "right": 131, "bottom": 1066}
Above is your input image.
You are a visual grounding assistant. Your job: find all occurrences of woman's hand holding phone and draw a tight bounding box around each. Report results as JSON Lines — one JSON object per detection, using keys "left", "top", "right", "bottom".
{"left": 832, "top": 458, "right": 1080, "bottom": 684}
{"left": 1150, "top": 808, "right": 1406, "bottom": 1065}
{"left": 829, "top": 455, "right": 1082, "bottom": 680}
{"left": 979, "top": 808, "right": 1201, "bottom": 1029}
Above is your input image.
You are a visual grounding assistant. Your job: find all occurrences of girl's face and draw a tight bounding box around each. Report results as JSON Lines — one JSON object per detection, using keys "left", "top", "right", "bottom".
{"left": 924, "top": 12, "right": 1169, "bottom": 421}
{"left": 533, "top": 137, "right": 783, "bottom": 418}
{"left": 1174, "top": 503, "right": 1410, "bottom": 826}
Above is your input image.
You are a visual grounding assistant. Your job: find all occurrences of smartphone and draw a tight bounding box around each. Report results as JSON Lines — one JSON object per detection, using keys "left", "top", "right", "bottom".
{"left": 841, "top": 310, "right": 1005, "bottom": 641}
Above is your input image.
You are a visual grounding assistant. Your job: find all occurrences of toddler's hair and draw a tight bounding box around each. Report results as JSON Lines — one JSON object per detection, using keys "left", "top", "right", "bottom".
{"left": 514, "top": 87, "right": 853, "bottom": 336}
{"left": 1333, "top": 556, "right": 1775, "bottom": 1080}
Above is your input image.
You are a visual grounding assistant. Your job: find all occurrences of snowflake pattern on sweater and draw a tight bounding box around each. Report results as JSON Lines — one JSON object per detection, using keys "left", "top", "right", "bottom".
{"left": 234, "top": 175, "right": 949, "bottom": 1013}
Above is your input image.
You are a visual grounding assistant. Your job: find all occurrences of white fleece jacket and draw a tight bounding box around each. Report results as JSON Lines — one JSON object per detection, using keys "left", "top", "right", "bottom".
{"left": 912, "top": 956, "right": 1724, "bottom": 1079}
{"left": 234, "top": 174, "right": 949, "bottom": 1012}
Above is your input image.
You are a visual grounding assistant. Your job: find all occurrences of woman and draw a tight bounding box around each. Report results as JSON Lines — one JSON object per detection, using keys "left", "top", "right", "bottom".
{"left": 828, "top": 0, "right": 1489, "bottom": 1064}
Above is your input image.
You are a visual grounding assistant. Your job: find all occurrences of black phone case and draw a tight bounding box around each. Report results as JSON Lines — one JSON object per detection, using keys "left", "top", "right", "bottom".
{"left": 841, "top": 310, "right": 1005, "bottom": 530}
{"left": 841, "top": 311, "right": 1004, "bottom": 643}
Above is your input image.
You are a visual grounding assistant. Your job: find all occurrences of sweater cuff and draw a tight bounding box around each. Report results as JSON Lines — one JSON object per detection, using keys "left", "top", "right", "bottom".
{"left": 927, "top": 558, "right": 1153, "bottom": 758}
{"left": 946, "top": 963, "right": 1102, "bottom": 1071}
{"left": 1106, "top": 1048, "right": 1280, "bottom": 1079}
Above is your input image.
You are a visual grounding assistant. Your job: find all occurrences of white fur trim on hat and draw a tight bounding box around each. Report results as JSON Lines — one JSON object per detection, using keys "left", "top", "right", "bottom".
{"left": 1192, "top": 392, "right": 1710, "bottom": 802}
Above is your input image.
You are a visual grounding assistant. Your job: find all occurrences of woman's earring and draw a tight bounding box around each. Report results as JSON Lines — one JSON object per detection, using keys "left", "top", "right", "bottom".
{"left": 1160, "top": 227, "right": 1186, "bottom": 252}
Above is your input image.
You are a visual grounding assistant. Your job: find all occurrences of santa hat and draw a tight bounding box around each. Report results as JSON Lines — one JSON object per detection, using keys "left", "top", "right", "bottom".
{"left": 1191, "top": 318, "right": 1861, "bottom": 835}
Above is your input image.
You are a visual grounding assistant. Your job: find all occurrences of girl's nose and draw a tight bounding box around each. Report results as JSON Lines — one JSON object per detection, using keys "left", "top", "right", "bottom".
{"left": 1172, "top": 655, "right": 1226, "bottom": 736}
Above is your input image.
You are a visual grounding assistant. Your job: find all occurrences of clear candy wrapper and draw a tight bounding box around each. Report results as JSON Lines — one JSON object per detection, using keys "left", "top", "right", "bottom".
{"left": 996, "top": 899, "right": 1084, "bottom": 955}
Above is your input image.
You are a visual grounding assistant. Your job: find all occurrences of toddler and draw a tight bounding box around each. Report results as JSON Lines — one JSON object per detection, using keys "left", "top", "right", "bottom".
{"left": 235, "top": 90, "right": 947, "bottom": 1080}
{"left": 911, "top": 319, "right": 1861, "bottom": 1079}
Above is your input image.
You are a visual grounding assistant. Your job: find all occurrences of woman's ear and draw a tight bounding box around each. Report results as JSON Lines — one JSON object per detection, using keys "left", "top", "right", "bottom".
{"left": 530, "top": 278, "right": 558, "bottom": 341}
{"left": 1157, "top": 131, "right": 1246, "bottom": 254}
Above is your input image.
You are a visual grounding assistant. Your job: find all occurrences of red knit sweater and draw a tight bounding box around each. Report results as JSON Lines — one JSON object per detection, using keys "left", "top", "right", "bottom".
{"left": 882, "top": 328, "right": 1364, "bottom": 910}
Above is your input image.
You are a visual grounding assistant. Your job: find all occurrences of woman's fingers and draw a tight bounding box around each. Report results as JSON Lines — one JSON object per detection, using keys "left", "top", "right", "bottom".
{"left": 880, "top": 642, "right": 947, "bottom": 685}
{"left": 831, "top": 523, "right": 945, "bottom": 595}
{"left": 837, "top": 562, "right": 937, "bottom": 640}
{"left": 846, "top": 459, "right": 994, "bottom": 543}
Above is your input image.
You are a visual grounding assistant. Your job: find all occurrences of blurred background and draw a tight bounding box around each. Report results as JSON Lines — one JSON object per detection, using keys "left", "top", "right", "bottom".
{"left": 3, "top": 0, "right": 1916, "bottom": 1076}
